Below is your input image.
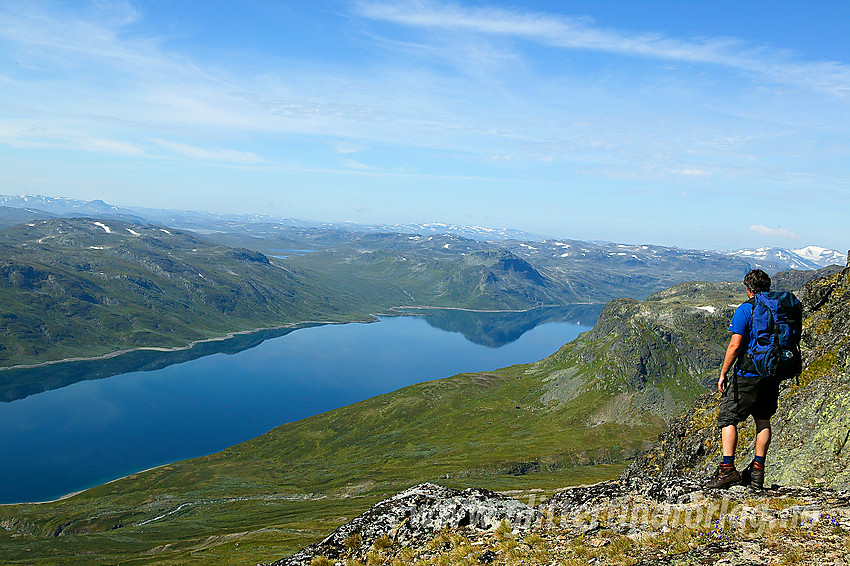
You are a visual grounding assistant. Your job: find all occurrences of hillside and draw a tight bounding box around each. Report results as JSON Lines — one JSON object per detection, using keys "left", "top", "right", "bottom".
{"left": 502, "top": 239, "right": 765, "bottom": 300}
{"left": 0, "top": 218, "right": 368, "bottom": 369}
{"left": 0, "top": 280, "right": 742, "bottom": 565}
{"left": 281, "top": 232, "right": 581, "bottom": 309}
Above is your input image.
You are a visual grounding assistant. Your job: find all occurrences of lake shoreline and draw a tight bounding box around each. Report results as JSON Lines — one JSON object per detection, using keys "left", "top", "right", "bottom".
{"left": 0, "top": 463, "right": 173, "bottom": 506}
{"left": 0, "top": 304, "right": 604, "bottom": 371}
{"left": 0, "top": 307, "right": 600, "bottom": 505}
{"left": 0, "top": 316, "right": 379, "bottom": 372}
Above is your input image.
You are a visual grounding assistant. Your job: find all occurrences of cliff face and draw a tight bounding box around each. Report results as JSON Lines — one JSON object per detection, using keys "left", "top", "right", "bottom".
{"left": 623, "top": 254, "right": 850, "bottom": 489}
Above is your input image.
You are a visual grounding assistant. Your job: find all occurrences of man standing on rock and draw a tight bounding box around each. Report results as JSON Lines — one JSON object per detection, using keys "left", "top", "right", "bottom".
{"left": 708, "top": 269, "right": 778, "bottom": 490}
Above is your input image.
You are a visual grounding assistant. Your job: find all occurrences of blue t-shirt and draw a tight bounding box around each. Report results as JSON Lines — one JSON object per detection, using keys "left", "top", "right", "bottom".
{"left": 729, "top": 301, "right": 757, "bottom": 377}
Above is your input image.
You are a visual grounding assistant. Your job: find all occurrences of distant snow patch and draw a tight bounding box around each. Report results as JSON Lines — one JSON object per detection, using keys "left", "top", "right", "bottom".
{"left": 89, "top": 246, "right": 105, "bottom": 250}
{"left": 443, "top": 244, "right": 450, "bottom": 249}
{"left": 696, "top": 306, "right": 716, "bottom": 313}
{"left": 159, "top": 229, "right": 171, "bottom": 234}
{"left": 127, "top": 228, "right": 140, "bottom": 236}
{"left": 93, "top": 222, "right": 112, "bottom": 233}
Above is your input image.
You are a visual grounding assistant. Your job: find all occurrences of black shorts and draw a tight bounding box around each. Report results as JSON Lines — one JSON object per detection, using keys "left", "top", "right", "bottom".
{"left": 717, "top": 373, "right": 780, "bottom": 428}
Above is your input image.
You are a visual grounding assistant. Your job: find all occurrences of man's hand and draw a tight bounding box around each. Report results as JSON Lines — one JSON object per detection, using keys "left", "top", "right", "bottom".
{"left": 719, "top": 333, "right": 743, "bottom": 393}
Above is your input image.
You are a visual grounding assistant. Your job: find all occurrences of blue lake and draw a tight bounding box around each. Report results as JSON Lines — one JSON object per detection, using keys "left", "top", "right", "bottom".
{"left": 0, "top": 306, "right": 601, "bottom": 504}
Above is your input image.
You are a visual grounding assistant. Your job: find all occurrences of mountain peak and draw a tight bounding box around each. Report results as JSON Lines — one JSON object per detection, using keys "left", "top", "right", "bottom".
{"left": 724, "top": 246, "right": 845, "bottom": 271}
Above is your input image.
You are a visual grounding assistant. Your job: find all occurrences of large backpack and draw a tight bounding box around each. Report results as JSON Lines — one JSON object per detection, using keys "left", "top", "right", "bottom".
{"left": 737, "top": 291, "right": 803, "bottom": 381}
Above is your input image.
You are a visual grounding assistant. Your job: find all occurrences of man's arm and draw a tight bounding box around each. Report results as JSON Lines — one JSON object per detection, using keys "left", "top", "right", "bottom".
{"left": 719, "top": 333, "right": 743, "bottom": 393}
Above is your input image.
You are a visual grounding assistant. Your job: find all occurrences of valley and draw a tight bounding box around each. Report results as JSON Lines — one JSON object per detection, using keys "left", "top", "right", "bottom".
{"left": 0, "top": 276, "right": 749, "bottom": 565}
{"left": 0, "top": 197, "right": 846, "bottom": 565}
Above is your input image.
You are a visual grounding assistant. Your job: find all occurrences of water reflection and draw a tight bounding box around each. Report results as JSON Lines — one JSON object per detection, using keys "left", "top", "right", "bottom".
{"left": 400, "top": 304, "right": 605, "bottom": 347}
{"left": 0, "top": 325, "right": 314, "bottom": 403}
{"left": 0, "top": 306, "right": 603, "bottom": 404}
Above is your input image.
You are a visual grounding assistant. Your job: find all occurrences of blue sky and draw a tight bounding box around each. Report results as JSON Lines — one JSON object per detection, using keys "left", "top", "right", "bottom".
{"left": 1, "top": 0, "right": 848, "bottom": 251}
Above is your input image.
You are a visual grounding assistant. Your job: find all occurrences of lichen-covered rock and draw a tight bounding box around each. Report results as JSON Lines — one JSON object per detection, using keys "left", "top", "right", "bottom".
{"left": 263, "top": 483, "right": 539, "bottom": 565}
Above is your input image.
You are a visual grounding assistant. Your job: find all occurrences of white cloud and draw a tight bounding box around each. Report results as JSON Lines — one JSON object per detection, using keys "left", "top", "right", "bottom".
{"left": 331, "top": 141, "right": 367, "bottom": 154}
{"left": 153, "top": 139, "right": 264, "bottom": 164}
{"left": 749, "top": 224, "right": 800, "bottom": 239}
{"left": 0, "top": 0, "right": 848, "bottom": 200}
{"left": 0, "top": 119, "right": 145, "bottom": 155}
{"left": 341, "top": 158, "right": 377, "bottom": 170}
{"left": 354, "top": 0, "right": 850, "bottom": 96}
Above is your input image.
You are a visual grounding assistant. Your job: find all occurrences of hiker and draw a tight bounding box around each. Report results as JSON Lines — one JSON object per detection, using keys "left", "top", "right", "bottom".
{"left": 708, "top": 269, "right": 801, "bottom": 490}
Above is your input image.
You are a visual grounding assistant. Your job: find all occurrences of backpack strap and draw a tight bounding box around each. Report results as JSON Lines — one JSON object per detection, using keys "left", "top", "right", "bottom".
{"left": 734, "top": 298, "right": 756, "bottom": 377}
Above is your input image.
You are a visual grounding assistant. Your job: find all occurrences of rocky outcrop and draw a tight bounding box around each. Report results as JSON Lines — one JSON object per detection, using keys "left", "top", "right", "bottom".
{"left": 265, "top": 483, "right": 539, "bottom": 566}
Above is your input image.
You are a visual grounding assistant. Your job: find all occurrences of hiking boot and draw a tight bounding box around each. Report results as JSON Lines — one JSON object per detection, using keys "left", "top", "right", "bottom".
{"left": 706, "top": 465, "right": 741, "bottom": 489}
{"left": 741, "top": 460, "right": 765, "bottom": 490}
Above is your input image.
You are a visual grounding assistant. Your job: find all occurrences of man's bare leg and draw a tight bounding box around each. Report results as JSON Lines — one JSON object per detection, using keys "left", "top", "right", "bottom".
{"left": 722, "top": 424, "right": 738, "bottom": 458}
{"left": 754, "top": 419, "right": 771, "bottom": 457}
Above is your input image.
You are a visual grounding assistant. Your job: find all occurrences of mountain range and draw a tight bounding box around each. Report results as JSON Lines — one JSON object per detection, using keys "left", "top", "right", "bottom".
{"left": 1, "top": 261, "right": 844, "bottom": 565}
{"left": 1, "top": 194, "right": 842, "bottom": 272}
{"left": 0, "top": 256, "right": 846, "bottom": 565}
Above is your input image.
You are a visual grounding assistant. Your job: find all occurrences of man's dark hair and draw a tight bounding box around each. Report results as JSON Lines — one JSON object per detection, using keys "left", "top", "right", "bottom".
{"left": 744, "top": 269, "right": 771, "bottom": 293}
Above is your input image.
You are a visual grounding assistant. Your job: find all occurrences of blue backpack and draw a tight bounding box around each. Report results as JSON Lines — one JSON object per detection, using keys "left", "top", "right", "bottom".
{"left": 738, "top": 292, "right": 803, "bottom": 381}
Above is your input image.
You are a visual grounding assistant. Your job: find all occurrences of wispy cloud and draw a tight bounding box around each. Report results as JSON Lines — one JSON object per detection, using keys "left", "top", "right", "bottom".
{"left": 750, "top": 225, "right": 801, "bottom": 239}
{"left": 0, "top": 119, "right": 145, "bottom": 155}
{"left": 0, "top": 0, "right": 847, "bottom": 209}
{"left": 153, "top": 139, "right": 264, "bottom": 164}
{"left": 354, "top": 0, "right": 850, "bottom": 96}
{"left": 331, "top": 141, "right": 368, "bottom": 154}
{"left": 341, "top": 158, "right": 376, "bottom": 171}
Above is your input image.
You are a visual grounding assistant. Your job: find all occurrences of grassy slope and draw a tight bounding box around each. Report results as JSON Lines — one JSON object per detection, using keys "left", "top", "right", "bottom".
{"left": 0, "top": 218, "right": 375, "bottom": 367}
{"left": 0, "top": 282, "right": 744, "bottom": 566}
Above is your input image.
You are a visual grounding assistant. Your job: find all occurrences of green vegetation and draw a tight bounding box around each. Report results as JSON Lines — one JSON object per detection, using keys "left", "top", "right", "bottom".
{"left": 0, "top": 282, "right": 739, "bottom": 565}
{"left": 283, "top": 232, "right": 580, "bottom": 310}
{"left": 0, "top": 218, "right": 376, "bottom": 369}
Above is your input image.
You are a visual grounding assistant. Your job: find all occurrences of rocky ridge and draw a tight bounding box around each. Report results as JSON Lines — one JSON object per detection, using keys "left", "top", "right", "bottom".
{"left": 262, "top": 479, "right": 850, "bottom": 566}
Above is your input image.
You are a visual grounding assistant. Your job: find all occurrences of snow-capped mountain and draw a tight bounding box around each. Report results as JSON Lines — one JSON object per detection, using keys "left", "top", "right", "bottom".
{"left": 724, "top": 246, "right": 845, "bottom": 271}
{"left": 0, "top": 195, "right": 543, "bottom": 241}
{"left": 2, "top": 195, "right": 842, "bottom": 266}
{"left": 793, "top": 246, "right": 846, "bottom": 267}
{"left": 333, "top": 222, "right": 543, "bottom": 242}
{"left": 0, "top": 194, "right": 149, "bottom": 224}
